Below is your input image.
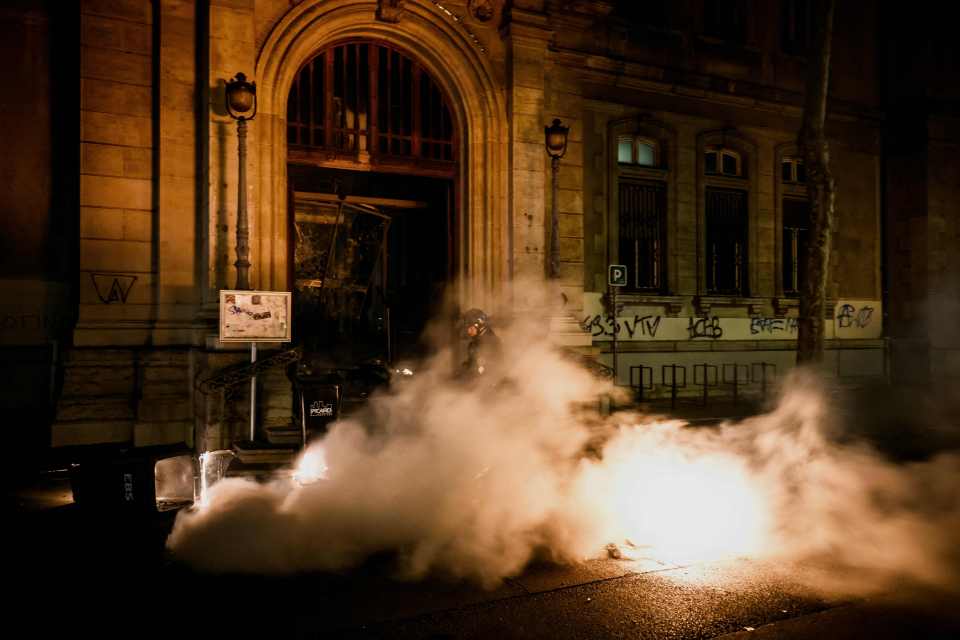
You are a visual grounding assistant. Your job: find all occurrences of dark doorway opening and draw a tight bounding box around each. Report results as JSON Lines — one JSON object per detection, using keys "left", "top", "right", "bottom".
{"left": 288, "top": 165, "right": 454, "bottom": 367}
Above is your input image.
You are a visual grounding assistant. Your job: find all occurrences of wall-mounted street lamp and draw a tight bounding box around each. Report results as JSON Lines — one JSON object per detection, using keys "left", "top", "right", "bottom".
{"left": 544, "top": 118, "right": 569, "bottom": 279}
{"left": 225, "top": 72, "right": 258, "bottom": 290}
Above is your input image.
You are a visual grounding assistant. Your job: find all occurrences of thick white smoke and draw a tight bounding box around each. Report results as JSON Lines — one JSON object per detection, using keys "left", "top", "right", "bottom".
{"left": 169, "top": 287, "right": 960, "bottom": 596}
{"left": 169, "top": 304, "right": 608, "bottom": 585}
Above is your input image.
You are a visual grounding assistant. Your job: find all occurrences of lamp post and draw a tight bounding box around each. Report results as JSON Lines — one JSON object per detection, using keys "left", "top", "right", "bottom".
{"left": 225, "top": 72, "right": 257, "bottom": 290}
{"left": 544, "top": 118, "right": 569, "bottom": 279}
{"left": 226, "top": 73, "right": 258, "bottom": 444}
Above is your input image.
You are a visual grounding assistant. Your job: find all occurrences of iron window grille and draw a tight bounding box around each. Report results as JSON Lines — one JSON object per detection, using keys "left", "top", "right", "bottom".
{"left": 782, "top": 197, "right": 810, "bottom": 296}
{"left": 706, "top": 187, "right": 748, "bottom": 295}
{"left": 287, "top": 42, "right": 455, "bottom": 163}
{"left": 619, "top": 180, "right": 667, "bottom": 292}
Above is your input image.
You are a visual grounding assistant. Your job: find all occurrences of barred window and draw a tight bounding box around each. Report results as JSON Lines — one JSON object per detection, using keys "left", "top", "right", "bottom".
{"left": 706, "top": 187, "right": 748, "bottom": 295}
{"left": 619, "top": 180, "right": 666, "bottom": 292}
{"left": 782, "top": 198, "right": 809, "bottom": 296}
{"left": 287, "top": 42, "right": 455, "bottom": 163}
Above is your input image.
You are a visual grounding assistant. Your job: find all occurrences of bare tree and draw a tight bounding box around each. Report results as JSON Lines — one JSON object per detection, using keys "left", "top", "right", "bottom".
{"left": 796, "top": 0, "right": 837, "bottom": 364}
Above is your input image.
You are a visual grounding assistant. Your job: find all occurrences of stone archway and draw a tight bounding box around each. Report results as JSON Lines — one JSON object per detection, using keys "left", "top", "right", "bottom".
{"left": 254, "top": 0, "right": 508, "bottom": 309}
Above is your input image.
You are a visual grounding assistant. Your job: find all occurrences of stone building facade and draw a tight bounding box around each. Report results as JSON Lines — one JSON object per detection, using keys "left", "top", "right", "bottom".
{"left": 2, "top": 0, "right": 957, "bottom": 457}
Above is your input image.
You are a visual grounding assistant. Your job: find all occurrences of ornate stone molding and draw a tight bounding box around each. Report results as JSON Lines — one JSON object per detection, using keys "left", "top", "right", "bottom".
{"left": 559, "top": 0, "right": 614, "bottom": 17}
{"left": 430, "top": 1, "right": 488, "bottom": 54}
{"left": 467, "top": 0, "right": 496, "bottom": 23}
{"left": 772, "top": 296, "right": 799, "bottom": 318}
{"left": 695, "top": 296, "right": 769, "bottom": 316}
{"left": 376, "top": 0, "right": 404, "bottom": 23}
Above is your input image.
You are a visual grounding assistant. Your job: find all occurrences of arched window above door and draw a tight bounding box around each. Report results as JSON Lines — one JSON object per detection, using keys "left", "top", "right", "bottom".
{"left": 287, "top": 41, "right": 456, "bottom": 167}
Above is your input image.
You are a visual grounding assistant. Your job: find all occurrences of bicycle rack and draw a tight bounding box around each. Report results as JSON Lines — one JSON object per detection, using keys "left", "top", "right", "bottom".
{"left": 751, "top": 362, "right": 777, "bottom": 401}
{"left": 693, "top": 363, "right": 719, "bottom": 406}
{"left": 629, "top": 365, "right": 654, "bottom": 403}
{"left": 661, "top": 364, "right": 687, "bottom": 410}
{"left": 721, "top": 363, "right": 750, "bottom": 405}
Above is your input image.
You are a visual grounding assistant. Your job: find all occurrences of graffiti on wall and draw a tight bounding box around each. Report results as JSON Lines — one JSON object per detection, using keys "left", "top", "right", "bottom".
{"left": 750, "top": 317, "right": 799, "bottom": 335}
{"left": 579, "top": 293, "right": 883, "bottom": 341}
{"left": 834, "top": 301, "right": 880, "bottom": 339}
{"left": 580, "top": 313, "right": 662, "bottom": 338}
{"left": 836, "top": 303, "right": 874, "bottom": 329}
{"left": 91, "top": 273, "right": 137, "bottom": 304}
{"left": 687, "top": 315, "right": 723, "bottom": 340}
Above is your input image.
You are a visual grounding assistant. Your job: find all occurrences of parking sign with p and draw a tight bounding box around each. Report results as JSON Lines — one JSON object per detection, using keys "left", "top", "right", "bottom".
{"left": 608, "top": 264, "right": 627, "bottom": 287}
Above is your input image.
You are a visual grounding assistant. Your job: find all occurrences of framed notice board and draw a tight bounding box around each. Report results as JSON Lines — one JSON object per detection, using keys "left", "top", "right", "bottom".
{"left": 219, "top": 290, "right": 292, "bottom": 343}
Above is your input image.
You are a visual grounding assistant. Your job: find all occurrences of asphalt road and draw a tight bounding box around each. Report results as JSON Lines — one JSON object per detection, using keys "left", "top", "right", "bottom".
{"left": 6, "top": 475, "right": 959, "bottom": 639}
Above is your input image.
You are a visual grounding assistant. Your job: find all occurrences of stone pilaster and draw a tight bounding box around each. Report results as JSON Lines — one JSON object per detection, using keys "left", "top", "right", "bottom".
{"left": 77, "top": 0, "right": 155, "bottom": 346}
{"left": 502, "top": 7, "right": 551, "bottom": 282}
{"left": 502, "top": 6, "right": 590, "bottom": 348}
{"left": 156, "top": 0, "right": 201, "bottom": 339}
{"left": 208, "top": 0, "right": 257, "bottom": 299}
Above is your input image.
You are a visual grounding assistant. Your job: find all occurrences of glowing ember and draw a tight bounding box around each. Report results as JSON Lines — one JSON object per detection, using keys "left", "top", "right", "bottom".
{"left": 573, "top": 421, "right": 772, "bottom": 565}
{"left": 292, "top": 445, "right": 329, "bottom": 486}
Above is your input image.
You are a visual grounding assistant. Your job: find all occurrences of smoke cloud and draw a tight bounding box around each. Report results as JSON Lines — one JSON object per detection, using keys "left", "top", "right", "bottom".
{"left": 168, "top": 284, "right": 960, "bottom": 597}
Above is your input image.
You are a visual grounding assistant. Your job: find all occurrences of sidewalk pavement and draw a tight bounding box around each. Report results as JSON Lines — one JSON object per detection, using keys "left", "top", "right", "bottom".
{"left": 716, "top": 595, "right": 960, "bottom": 640}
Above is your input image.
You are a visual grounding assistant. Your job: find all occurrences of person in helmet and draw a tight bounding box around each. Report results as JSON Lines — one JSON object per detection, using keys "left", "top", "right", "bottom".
{"left": 460, "top": 308, "right": 502, "bottom": 380}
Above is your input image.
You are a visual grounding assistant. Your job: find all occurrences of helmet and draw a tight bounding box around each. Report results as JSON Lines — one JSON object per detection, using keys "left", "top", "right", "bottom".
{"left": 462, "top": 308, "right": 489, "bottom": 337}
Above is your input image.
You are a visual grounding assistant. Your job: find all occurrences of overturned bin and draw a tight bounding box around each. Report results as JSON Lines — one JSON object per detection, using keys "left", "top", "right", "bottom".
{"left": 69, "top": 443, "right": 195, "bottom": 513}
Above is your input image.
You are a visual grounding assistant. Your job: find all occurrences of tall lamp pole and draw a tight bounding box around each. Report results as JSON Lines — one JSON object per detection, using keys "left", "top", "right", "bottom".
{"left": 225, "top": 72, "right": 257, "bottom": 290}
{"left": 226, "top": 73, "right": 259, "bottom": 443}
{"left": 544, "top": 119, "right": 569, "bottom": 279}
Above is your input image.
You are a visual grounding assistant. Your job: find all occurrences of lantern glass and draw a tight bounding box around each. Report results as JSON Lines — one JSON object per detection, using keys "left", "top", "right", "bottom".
{"left": 544, "top": 119, "right": 569, "bottom": 159}
{"left": 228, "top": 86, "right": 255, "bottom": 114}
{"left": 226, "top": 73, "right": 257, "bottom": 119}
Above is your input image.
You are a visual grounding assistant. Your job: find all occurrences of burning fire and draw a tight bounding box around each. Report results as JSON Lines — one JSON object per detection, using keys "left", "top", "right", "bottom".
{"left": 292, "top": 446, "right": 329, "bottom": 486}
{"left": 571, "top": 421, "right": 772, "bottom": 565}
{"left": 169, "top": 292, "right": 960, "bottom": 596}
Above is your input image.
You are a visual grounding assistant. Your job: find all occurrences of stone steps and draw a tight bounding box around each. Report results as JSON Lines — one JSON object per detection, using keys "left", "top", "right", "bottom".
{"left": 265, "top": 422, "right": 303, "bottom": 446}
{"left": 232, "top": 440, "right": 297, "bottom": 465}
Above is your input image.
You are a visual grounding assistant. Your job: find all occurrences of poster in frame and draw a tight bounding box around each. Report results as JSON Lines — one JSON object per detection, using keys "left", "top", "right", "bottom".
{"left": 219, "top": 290, "right": 292, "bottom": 343}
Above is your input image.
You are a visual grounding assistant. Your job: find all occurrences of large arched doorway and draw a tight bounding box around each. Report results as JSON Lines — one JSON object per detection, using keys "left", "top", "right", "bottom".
{"left": 252, "top": 0, "right": 509, "bottom": 327}
{"left": 286, "top": 40, "right": 458, "bottom": 365}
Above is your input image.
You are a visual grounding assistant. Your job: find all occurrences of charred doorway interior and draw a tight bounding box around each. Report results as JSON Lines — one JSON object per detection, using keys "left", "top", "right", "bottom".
{"left": 289, "top": 166, "right": 454, "bottom": 366}
{"left": 284, "top": 40, "right": 458, "bottom": 430}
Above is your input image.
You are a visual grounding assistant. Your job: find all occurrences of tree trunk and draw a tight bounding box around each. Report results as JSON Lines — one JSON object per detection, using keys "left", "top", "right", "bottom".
{"left": 796, "top": 0, "right": 837, "bottom": 365}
